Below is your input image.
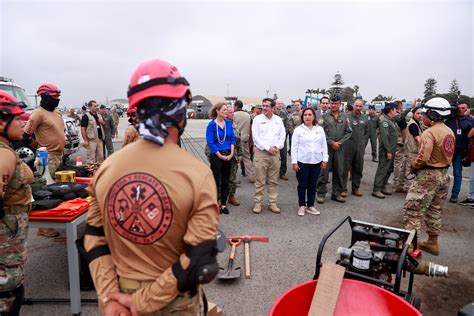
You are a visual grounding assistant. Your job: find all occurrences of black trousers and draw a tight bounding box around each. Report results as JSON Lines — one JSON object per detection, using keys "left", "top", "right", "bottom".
{"left": 210, "top": 153, "right": 232, "bottom": 205}
{"left": 0, "top": 285, "right": 24, "bottom": 316}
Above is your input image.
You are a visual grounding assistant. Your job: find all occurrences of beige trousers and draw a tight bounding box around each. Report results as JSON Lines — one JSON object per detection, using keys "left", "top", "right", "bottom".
{"left": 87, "top": 139, "right": 104, "bottom": 164}
{"left": 253, "top": 148, "right": 280, "bottom": 206}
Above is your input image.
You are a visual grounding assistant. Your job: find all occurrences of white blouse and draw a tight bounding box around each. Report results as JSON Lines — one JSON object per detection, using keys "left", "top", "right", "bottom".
{"left": 291, "top": 124, "right": 329, "bottom": 164}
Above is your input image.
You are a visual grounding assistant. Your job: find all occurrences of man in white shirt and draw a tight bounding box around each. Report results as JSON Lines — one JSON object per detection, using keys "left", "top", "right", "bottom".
{"left": 251, "top": 98, "right": 286, "bottom": 214}
{"left": 233, "top": 100, "right": 255, "bottom": 182}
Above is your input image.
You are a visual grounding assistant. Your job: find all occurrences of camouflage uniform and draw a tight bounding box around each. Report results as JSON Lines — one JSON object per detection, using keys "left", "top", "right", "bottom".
{"left": 287, "top": 111, "right": 302, "bottom": 152}
{"left": 0, "top": 142, "right": 33, "bottom": 314}
{"left": 403, "top": 122, "right": 455, "bottom": 237}
{"left": 403, "top": 118, "right": 422, "bottom": 191}
{"left": 229, "top": 123, "right": 243, "bottom": 197}
{"left": 393, "top": 108, "right": 411, "bottom": 190}
{"left": 275, "top": 110, "right": 289, "bottom": 176}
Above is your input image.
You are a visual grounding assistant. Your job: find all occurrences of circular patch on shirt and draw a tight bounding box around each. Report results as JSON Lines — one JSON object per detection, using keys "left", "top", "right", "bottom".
{"left": 382, "top": 121, "right": 389, "bottom": 128}
{"left": 107, "top": 173, "right": 172, "bottom": 245}
{"left": 442, "top": 134, "right": 455, "bottom": 157}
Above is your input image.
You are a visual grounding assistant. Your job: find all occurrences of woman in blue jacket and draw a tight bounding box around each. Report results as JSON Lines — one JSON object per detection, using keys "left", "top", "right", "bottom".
{"left": 206, "top": 102, "right": 235, "bottom": 214}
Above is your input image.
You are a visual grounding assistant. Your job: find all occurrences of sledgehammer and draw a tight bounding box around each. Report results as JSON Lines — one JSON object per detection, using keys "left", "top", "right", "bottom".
{"left": 227, "top": 235, "right": 269, "bottom": 278}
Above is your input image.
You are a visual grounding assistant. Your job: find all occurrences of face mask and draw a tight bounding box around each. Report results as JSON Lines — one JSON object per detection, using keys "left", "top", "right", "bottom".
{"left": 40, "top": 95, "right": 60, "bottom": 111}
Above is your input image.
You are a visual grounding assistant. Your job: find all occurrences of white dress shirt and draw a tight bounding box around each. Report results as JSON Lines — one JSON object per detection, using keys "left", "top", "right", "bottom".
{"left": 291, "top": 124, "right": 329, "bottom": 164}
{"left": 252, "top": 113, "right": 286, "bottom": 151}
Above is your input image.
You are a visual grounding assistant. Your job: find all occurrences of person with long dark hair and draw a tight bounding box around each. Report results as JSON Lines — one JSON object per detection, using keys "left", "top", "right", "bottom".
{"left": 291, "top": 107, "right": 328, "bottom": 216}
{"left": 206, "top": 102, "right": 235, "bottom": 214}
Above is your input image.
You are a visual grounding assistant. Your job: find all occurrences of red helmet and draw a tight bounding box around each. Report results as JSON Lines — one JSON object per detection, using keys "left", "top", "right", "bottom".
{"left": 127, "top": 59, "right": 191, "bottom": 109}
{"left": 0, "top": 90, "right": 25, "bottom": 116}
{"left": 127, "top": 107, "right": 137, "bottom": 117}
{"left": 37, "top": 82, "right": 61, "bottom": 98}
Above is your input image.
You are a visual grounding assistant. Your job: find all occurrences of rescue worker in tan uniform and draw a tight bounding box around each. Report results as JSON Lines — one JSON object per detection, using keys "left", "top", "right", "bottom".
{"left": 0, "top": 91, "right": 33, "bottom": 316}
{"left": 23, "top": 82, "right": 65, "bottom": 176}
{"left": 123, "top": 107, "right": 140, "bottom": 147}
{"left": 83, "top": 59, "right": 219, "bottom": 315}
{"left": 403, "top": 98, "right": 455, "bottom": 255}
{"left": 23, "top": 83, "right": 64, "bottom": 238}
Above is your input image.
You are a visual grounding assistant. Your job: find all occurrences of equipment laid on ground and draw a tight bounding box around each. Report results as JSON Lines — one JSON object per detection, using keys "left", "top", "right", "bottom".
{"left": 226, "top": 235, "right": 269, "bottom": 279}
{"left": 270, "top": 216, "right": 448, "bottom": 315}
{"left": 314, "top": 216, "right": 448, "bottom": 309}
{"left": 218, "top": 238, "right": 242, "bottom": 280}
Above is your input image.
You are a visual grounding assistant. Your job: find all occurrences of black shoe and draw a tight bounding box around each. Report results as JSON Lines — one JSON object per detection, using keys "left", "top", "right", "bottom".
{"left": 449, "top": 196, "right": 458, "bottom": 203}
{"left": 220, "top": 206, "right": 229, "bottom": 215}
{"left": 459, "top": 198, "right": 474, "bottom": 206}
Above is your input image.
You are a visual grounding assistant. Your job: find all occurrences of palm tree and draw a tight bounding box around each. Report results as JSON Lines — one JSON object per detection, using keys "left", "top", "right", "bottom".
{"left": 314, "top": 88, "right": 321, "bottom": 100}
{"left": 320, "top": 88, "right": 327, "bottom": 96}
{"left": 353, "top": 85, "right": 359, "bottom": 97}
{"left": 306, "top": 89, "right": 312, "bottom": 100}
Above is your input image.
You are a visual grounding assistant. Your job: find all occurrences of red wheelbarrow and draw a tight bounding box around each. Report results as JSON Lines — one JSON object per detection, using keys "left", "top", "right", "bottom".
{"left": 269, "top": 278, "right": 421, "bottom": 316}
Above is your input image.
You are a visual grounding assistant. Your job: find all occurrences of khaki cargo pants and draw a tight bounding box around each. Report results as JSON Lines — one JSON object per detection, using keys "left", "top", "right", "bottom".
{"left": 253, "top": 147, "right": 280, "bottom": 206}
{"left": 118, "top": 277, "right": 205, "bottom": 315}
{"left": 87, "top": 139, "right": 104, "bottom": 164}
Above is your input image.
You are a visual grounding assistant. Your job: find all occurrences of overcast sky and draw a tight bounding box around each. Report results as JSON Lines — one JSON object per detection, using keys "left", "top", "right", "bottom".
{"left": 1, "top": 0, "right": 472, "bottom": 106}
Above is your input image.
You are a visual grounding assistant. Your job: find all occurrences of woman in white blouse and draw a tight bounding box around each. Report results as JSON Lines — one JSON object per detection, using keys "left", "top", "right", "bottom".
{"left": 291, "top": 107, "right": 328, "bottom": 216}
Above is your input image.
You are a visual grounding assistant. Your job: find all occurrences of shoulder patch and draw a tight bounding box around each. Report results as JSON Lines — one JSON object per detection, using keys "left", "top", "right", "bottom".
{"left": 382, "top": 121, "right": 389, "bottom": 128}
{"left": 443, "top": 134, "right": 455, "bottom": 157}
{"left": 107, "top": 173, "right": 172, "bottom": 245}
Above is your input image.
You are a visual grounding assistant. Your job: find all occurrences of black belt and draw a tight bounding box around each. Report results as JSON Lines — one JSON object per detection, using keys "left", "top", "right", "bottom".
{"left": 419, "top": 165, "right": 449, "bottom": 171}
{"left": 219, "top": 150, "right": 230, "bottom": 155}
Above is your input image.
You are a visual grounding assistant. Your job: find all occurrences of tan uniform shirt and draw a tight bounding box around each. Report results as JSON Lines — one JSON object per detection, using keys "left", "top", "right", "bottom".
{"left": 0, "top": 148, "right": 33, "bottom": 206}
{"left": 85, "top": 139, "right": 219, "bottom": 314}
{"left": 24, "top": 107, "right": 65, "bottom": 153}
{"left": 233, "top": 110, "right": 251, "bottom": 142}
{"left": 123, "top": 125, "right": 140, "bottom": 147}
{"left": 413, "top": 122, "right": 455, "bottom": 169}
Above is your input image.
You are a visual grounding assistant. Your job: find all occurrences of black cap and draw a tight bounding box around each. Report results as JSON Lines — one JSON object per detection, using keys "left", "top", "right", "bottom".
{"left": 368, "top": 104, "right": 375, "bottom": 110}
{"left": 99, "top": 104, "right": 106, "bottom": 109}
{"left": 383, "top": 103, "right": 396, "bottom": 111}
{"left": 330, "top": 95, "right": 341, "bottom": 102}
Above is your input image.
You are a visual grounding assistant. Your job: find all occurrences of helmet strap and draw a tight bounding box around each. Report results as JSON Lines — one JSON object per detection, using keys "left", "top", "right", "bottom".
{"left": 0, "top": 116, "right": 15, "bottom": 143}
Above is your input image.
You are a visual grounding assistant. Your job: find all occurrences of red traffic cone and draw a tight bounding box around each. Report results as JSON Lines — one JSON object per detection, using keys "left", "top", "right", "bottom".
{"left": 76, "top": 156, "right": 83, "bottom": 167}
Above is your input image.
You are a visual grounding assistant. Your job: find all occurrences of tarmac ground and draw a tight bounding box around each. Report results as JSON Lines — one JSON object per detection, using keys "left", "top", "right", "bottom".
{"left": 21, "top": 118, "right": 474, "bottom": 315}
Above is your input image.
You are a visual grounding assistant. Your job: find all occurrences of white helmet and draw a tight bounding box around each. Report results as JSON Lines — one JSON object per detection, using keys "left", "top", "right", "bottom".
{"left": 422, "top": 97, "right": 451, "bottom": 116}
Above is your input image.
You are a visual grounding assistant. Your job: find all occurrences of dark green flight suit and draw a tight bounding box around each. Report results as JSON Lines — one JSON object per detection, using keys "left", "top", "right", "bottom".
{"left": 367, "top": 113, "right": 379, "bottom": 160}
{"left": 342, "top": 112, "right": 368, "bottom": 192}
{"left": 317, "top": 112, "right": 352, "bottom": 197}
{"left": 373, "top": 114, "right": 398, "bottom": 193}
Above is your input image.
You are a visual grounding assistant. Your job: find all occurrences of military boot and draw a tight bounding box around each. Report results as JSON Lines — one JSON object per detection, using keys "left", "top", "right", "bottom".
{"left": 418, "top": 235, "right": 439, "bottom": 256}
{"left": 372, "top": 191, "right": 386, "bottom": 199}
{"left": 316, "top": 194, "right": 326, "bottom": 204}
{"left": 268, "top": 204, "right": 281, "bottom": 214}
{"left": 228, "top": 195, "right": 240, "bottom": 206}
{"left": 340, "top": 191, "right": 348, "bottom": 198}
{"left": 253, "top": 204, "right": 262, "bottom": 214}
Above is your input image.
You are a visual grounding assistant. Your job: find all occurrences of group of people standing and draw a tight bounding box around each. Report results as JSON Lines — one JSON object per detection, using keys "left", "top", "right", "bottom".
{"left": 206, "top": 94, "right": 469, "bottom": 259}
